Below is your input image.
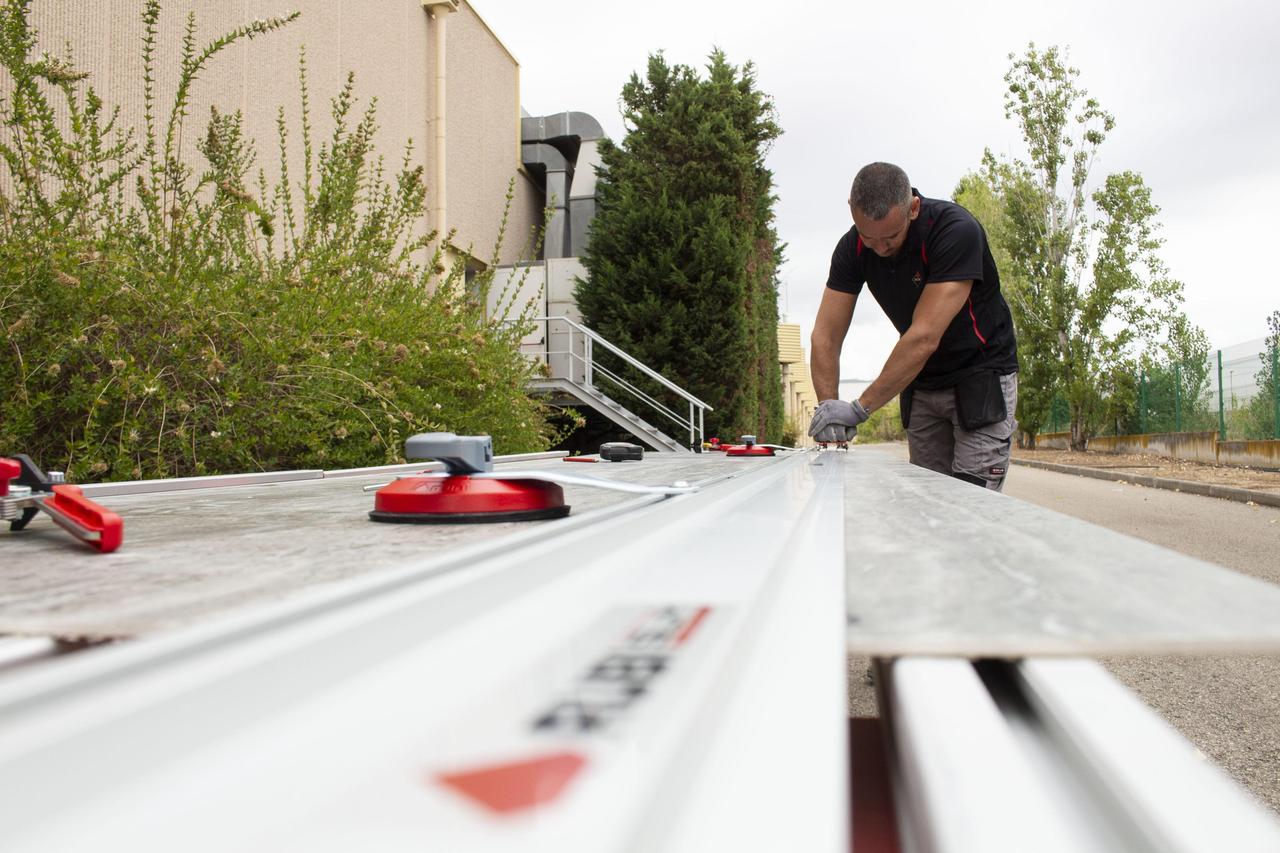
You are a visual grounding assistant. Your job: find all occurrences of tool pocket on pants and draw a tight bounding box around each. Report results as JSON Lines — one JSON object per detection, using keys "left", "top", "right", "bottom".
{"left": 953, "top": 370, "right": 1007, "bottom": 431}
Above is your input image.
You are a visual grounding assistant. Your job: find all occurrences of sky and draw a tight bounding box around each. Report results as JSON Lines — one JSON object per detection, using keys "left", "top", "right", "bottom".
{"left": 477, "top": 0, "right": 1280, "bottom": 383}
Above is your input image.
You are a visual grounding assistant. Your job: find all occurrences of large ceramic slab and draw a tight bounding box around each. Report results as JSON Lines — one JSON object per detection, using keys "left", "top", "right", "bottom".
{"left": 0, "top": 453, "right": 744, "bottom": 638}
{"left": 845, "top": 449, "right": 1280, "bottom": 656}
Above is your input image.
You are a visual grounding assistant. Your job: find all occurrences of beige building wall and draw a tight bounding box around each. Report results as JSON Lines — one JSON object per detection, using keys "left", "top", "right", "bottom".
{"left": 446, "top": 3, "right": 543, "bottom": 262}
{"left": 778, "top": 323, "right": 818, "bottom": 445}
{"left": 13, "top": 0, "right": 539, "bottom": 269}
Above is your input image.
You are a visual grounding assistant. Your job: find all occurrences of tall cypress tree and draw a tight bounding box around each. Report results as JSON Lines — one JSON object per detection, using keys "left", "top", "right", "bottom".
{"left": 577, "top": 50, "right": 784, "bottom": 441}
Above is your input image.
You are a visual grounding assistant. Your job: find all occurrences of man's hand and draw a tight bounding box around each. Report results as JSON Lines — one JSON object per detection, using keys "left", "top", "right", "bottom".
{"left": 808, "top": 399, "right": 870, "bottom": 442}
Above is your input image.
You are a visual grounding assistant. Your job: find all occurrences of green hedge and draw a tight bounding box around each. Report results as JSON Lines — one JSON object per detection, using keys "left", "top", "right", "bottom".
{"left": 0, "top": 1, "right": 559, "bottom": 480}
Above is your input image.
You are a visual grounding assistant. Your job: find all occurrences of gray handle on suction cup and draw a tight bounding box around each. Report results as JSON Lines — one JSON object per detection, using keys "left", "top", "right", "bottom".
{"left": 403, "top": 433, "right": 494, "bottom": 474}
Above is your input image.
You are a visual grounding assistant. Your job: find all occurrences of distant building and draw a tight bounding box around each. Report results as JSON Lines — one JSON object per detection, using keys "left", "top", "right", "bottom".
{"left": 778, "top": 323, "right": 818, "bottom": 445}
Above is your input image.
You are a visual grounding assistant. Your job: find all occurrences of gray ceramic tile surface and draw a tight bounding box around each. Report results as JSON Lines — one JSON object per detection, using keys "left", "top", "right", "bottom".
{"left": 0, "top": 453, "right": 749, "bottom": 638}
{"left": 844, "top": 450, "right": 1280, "bottom": 656}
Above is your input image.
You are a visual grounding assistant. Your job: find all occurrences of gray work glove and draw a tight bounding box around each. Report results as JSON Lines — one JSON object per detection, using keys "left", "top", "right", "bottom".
{"left": 808, "top": 398, "right": 870, "bottom": 442}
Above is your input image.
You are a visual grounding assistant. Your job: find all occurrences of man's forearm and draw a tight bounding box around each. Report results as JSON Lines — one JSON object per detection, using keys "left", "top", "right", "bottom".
{"left": 810, "top": 336, "right": 842, "bottom": 400}
{"left": 858, "top": 332, "right": 935, "bottom": 412}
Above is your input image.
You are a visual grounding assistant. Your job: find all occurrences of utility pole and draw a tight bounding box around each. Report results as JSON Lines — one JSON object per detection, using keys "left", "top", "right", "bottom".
{"left": 1217, "top": 349, "right": 1226, "bottom": 441}
{"left": 1139, "top": 370, "right": 1147, "bottom": 434}
{"left": 1174, "top": 363, "right": 1182, "bottom": 432}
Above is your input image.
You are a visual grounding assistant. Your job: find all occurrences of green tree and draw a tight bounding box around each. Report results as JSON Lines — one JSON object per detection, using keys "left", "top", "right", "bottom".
{"left": 1241, "top": 310, "right": 1280, "bottom": 438}
{"left": 958, "top": 45, "right": 1198, "bottom": 449}
{"left": 954, "top": 168, "right": 1055, "bottom": 444}
{"left": 577, "top": 50, "right": 784, "bottom": 442}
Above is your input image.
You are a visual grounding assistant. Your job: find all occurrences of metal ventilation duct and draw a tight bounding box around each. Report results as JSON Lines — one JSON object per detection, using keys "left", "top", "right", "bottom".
{"left": 521, "top": 111, "right": 605, "bottom": 258}
{"left": 520, "top": 143, "right": 572, "bottom": 260}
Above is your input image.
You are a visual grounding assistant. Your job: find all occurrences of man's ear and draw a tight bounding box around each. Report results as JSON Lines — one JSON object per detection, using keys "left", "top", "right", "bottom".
{"left": 909, "top": 196, "right": 921, "bottom": 220}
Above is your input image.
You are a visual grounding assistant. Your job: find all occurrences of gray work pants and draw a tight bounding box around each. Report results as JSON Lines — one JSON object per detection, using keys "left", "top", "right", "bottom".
{"left": 906, "top": 373, "right": 1018, "bottom": 491}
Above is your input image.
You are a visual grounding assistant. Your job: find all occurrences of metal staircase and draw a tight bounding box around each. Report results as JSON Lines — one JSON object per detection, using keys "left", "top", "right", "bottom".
{"left": 522, "top": 316, "right": 712, "bottom": 453}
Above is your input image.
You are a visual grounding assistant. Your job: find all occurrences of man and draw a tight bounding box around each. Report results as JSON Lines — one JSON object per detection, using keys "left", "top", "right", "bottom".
{"left": 808, "top": 162, "right": 1019, "bottom": 490}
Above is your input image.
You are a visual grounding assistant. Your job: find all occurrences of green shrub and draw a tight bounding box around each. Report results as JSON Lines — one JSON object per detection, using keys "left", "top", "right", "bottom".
{"left": 0, "top": 0, "right": 556, "bottom": 480}
{"left": 857, "top": 400, "right": 905, "bottom": 444}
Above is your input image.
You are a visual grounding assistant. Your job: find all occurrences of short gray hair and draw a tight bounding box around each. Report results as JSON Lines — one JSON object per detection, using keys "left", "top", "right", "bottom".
{"left": 850, "top": 162, "right": 912, "bottom": 220}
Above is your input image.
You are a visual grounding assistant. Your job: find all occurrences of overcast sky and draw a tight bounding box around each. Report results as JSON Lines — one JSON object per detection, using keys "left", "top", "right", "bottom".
{"left": 478, "top": 0, "right": 1279, "bottom": 382}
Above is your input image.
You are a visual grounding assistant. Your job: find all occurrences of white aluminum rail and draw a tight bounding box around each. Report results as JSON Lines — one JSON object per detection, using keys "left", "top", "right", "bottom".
{"left": 77, "top": 451, "right": 569, "bottom": 497}
{"left": 528, "top": 315, "right": 713, "bottom": 448}
{"left": 881, "top": 656, "right": 1280, "bottom": 853}
{"left": 0, "top": 450, "right": 845, "bottom": 853}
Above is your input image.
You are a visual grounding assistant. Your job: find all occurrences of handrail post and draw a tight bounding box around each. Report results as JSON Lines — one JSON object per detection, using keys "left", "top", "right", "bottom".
{"left": 689, "top": 401, "right": 695, "bottom": 448}
{"left": 573, "top": 324, "right": 581, "bottom": 384}
{"left": 586, "top": 336, "right": 594, "bottom": 388}
{"left": 565, "top": 320, "right": 576, "bottom": 379}
{"left": 568, "top": 323, "right": 576, "bottom": 383}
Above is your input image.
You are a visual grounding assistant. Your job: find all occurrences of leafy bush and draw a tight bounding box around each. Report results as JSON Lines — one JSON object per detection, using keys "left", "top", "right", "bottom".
{"left": 0, "top": 0, "right": 556, "bottom": 480}
{"left": 856, "top": 400, "right": 905, "bottom": 444}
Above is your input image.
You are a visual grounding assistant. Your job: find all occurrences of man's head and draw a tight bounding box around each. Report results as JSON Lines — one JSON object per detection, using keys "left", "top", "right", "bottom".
{"left": 849, "top": 162, "right": 919, "bottom": 257}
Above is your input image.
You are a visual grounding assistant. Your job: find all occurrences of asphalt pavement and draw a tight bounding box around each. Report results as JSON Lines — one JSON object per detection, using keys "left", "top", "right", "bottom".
{"left": 1006, "top": 464, "right": 1280, "bottom": 586}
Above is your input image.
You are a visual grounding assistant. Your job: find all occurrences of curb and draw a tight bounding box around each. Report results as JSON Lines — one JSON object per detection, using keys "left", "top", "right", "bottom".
{"left": 1012, "top": 458, "right": 1280, "bottom": 509}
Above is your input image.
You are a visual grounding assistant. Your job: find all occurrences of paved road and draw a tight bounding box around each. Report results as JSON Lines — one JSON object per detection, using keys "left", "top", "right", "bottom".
{"left": 1005, "top": 464, "right": 1280, "bottom": 815}
{"left": 1006, "top": 465, "right": 1280, "bottom": 585}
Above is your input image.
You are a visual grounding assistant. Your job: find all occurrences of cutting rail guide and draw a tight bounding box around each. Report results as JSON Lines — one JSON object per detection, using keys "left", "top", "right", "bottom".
{"left": 1, "top": 440, "right": 1280, "bottom": 853}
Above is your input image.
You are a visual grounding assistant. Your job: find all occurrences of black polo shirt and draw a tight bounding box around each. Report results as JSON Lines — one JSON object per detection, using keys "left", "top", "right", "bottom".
{"left": 825, "top": 192, "right": 1018, "bottom": 389}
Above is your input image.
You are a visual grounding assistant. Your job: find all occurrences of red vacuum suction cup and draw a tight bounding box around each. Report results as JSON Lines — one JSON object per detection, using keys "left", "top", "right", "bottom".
{"left": 724, "top": 434, "right": 775, "bottom": 457}
{"left": 725, "top": 444, "right": 775, "bottom": 457}
{"left": 368, "top": 433, "right": 571, "bottom": 524}
{"left": 370, "top": 474, "right": 569, "bottom": 524}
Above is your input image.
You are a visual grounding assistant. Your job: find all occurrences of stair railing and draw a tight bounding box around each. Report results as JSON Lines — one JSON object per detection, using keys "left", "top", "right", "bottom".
{"left": 523, "top": 316, "right": 712, "bottom": 449}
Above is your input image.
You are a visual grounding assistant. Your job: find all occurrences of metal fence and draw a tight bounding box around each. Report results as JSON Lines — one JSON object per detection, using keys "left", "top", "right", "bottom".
{"left": 1044, "top": 337, "right": 1280, "bottom": 440}
{"left": 1203, "top": 338, "right": 1277, "bottom": 440}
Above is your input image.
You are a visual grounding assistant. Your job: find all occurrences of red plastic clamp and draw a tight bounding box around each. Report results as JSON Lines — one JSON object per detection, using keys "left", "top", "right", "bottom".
{"left": 0, "top": 458, "right": 19, "bottom": 496}
{"left": 46, "top": 484, "right": 124, "bottom": 553}
{"left": 1, "top": 456, "right": 124, "bottom": 553}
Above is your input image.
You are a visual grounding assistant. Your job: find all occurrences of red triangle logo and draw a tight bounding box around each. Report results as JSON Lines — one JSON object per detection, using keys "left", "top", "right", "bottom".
{"left": 436, "top": 751, "right": 588, "bottom": 814}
